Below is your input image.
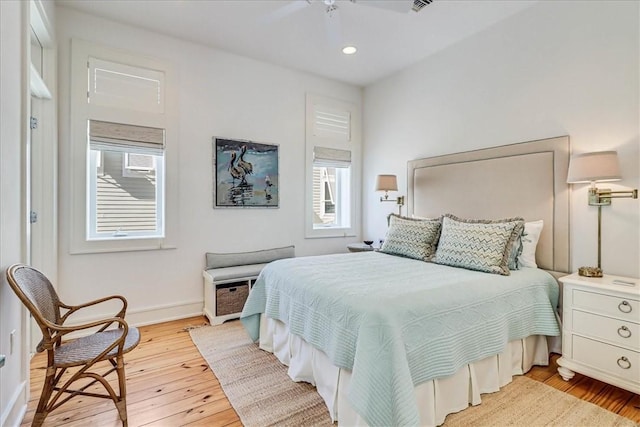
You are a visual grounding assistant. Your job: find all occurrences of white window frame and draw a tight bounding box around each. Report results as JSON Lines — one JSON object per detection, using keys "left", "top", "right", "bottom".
{"left": 69, "top": 39, "right": 178, "bottom": 254}
{"left": 305, "top": 94, "right": 361, "bottom": 238}
{"left": 88, "top": 148, "right": 164, "bottom": 240}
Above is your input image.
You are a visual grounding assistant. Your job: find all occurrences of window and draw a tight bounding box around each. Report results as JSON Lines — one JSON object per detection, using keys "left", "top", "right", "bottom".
{"left": 305, "top": 94, "right": 361, "bottom": 238}
{"left": 312, "top": 147, "right": 351, "bottom": 229}
{"left": 322, "top": 170, "right": 335, "bottom": 214}
{"left": 69, "top": 39, "right": 177, "bottom": 253}
{"left": 84, "top": 58, "right": 166, "bottom": 241}
{"left": 88, "top": 120, "right": 165, "bottom": 240}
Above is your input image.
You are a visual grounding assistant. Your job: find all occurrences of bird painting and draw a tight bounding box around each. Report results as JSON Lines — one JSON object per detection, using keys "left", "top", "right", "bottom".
{"left": 237, "top": 146, "right": 253, "bottom": 175}
{"left": 228, "top": 151, "right": 246, "bottom": 186}
{"left": 215, "top": 137, "right": 278, "bottom": 207}
{"left": 265, "top": 175, "right": 273, "bottom": 201}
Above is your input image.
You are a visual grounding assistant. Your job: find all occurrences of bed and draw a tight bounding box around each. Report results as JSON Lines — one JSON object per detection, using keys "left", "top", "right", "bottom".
{"left": 241, "top": 136, "right": 571, "bottom": 426}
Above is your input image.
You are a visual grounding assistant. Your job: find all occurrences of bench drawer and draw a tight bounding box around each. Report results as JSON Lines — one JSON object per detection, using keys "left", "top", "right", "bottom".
{"left": 216, "top": 282, "right": 249, "bottom": 316}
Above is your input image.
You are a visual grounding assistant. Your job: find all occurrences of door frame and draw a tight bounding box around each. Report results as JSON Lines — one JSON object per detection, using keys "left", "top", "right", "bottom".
{"left": 27, "top": 0, "right": 57, "bottom": 355}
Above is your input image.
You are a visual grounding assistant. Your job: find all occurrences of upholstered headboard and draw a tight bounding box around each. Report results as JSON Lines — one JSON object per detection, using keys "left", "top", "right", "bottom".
{"left": 408, "top": 136, "right": 570, "bottom": 275}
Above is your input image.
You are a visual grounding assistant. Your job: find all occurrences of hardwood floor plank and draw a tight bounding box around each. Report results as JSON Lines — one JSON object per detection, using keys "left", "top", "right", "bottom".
{"left": 22, "top": 316, "right": 639, "bottom": 426}
{"left": 618, "top": 394, "right": 640, "bottom": 422}
{"left": 139, "top": 401, "right": 238, "bottom": 426}
{"left": 29, "top": 366, "right": 216, "bottom": 423}
{"left": 178, "top": 408, "right": 241, "bottom": 427}
{"left": 62, "top": 381, "right": 229, "bottom": 427}
{"left": 592, "top": 384, "right": 636, "bottom": 414}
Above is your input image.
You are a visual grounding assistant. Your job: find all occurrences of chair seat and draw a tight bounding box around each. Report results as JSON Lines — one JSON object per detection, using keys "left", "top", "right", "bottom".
{"left": 54, "top": 327, "right": 140, "bottom": 368}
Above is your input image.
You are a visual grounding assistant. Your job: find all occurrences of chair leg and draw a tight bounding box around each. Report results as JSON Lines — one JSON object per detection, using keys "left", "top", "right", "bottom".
{"left": 32, "top": 412, "right": 47, "bottom": 427}
{"left": 115, "top": 356, "right": 129, "bottom": 426}
{"left": 32, "top": 368, "right": 56, "bottom": 427}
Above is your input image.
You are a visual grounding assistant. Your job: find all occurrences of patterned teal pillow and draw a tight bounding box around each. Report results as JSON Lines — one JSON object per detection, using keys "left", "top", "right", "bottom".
{"left": 380, "top": 214, "right": 441, "bottom": 261}
{"left": 433, "top": 214, "right": 525, "bottom": 275}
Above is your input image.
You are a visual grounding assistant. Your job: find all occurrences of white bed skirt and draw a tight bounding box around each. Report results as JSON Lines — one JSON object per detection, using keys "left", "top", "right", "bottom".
{"left": 258, "top": 314, "right": 560, "bottom": 426}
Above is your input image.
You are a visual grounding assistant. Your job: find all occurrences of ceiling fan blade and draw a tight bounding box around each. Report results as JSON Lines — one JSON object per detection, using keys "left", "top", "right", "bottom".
{"left": 324, "top": 6, "right": 343, "bottom": 47}
{"left": 260, "top": 0, "right": 310, "bottom": 25}
{"left": 351, "top": 0, "right": 414, "bottom": 14}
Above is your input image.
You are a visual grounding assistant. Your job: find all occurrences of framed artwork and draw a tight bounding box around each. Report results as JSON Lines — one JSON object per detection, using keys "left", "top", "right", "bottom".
{"left": 213, "top": 137, "right": 279, "bottom": 208}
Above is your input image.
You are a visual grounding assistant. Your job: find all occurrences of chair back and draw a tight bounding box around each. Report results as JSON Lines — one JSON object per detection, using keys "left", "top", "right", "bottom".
{"left": 6, "top": 264, "right": 62, "bottom": 347}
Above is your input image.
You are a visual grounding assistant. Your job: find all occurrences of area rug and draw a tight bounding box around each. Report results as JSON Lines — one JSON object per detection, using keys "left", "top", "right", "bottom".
{"left": 190, "top": 321, "right": 637, "bottom": 427}
{"left": 190, "top": 320, "right": 332, "bottom": 426}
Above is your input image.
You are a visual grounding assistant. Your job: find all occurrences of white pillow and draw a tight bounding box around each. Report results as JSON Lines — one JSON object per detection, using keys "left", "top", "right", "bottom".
{"left": 518, "top": 220, "right": 543, "bottom": 268}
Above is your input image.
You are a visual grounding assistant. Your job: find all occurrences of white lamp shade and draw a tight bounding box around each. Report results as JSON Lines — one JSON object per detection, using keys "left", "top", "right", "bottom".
{"left": 375, "top": 174, "right": 398, "bottom": 191}
{"left": 567, "top": 151, "right": 622, "bottom": 183}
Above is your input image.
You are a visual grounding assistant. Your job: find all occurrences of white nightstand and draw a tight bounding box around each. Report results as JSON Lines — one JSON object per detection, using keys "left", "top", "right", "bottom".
{"left": 557, "top": 273, "right": 640, "bottom": 394}
{"left": 347, "top": 243, "right": 375, "bottom": 252}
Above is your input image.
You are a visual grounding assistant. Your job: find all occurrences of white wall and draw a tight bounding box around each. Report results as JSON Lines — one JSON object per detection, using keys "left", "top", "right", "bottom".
{"left": 0, "top": 1, "right": 29, "bottom": 425}
{"left": 56, "top": 7, "right": 363, "bottom": 324}
{"left": 363, "top": 0, "right": 639, "bottom": 278}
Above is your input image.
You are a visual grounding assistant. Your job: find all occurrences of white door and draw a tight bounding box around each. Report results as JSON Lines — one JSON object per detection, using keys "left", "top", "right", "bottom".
{"left": 29, "top": 97, "right": 39, "bottom": 353}
{"left": 28, "top": 11, "right": 55, "bottom": 355}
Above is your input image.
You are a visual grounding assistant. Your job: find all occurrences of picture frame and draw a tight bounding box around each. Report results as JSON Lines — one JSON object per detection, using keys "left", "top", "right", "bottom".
{"left": 213, "top": 137, "right": 279, "bottom": 208}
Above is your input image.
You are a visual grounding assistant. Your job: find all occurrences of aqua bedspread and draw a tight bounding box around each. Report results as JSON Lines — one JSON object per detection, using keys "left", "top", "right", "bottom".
{"left": 241, "top": 252, "right": 560, "bottom": 426}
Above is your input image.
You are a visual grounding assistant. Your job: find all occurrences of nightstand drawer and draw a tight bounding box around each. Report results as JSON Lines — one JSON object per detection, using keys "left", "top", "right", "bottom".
{"left": 573, "top": 335, "right": 640, "bottom": 381}
{"left": 573, "top": 310, "right": 640, "bottom": 350}
{"left": 573, "top": 289, "right": 639, "bottom": 321}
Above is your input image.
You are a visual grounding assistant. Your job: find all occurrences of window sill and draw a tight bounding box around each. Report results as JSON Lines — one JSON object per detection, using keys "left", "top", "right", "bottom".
{"left": 305, "top": 229, "right": 356, "bottom": 239}
{"left": 69, "top": 238, "right": 176, "bottom": 255}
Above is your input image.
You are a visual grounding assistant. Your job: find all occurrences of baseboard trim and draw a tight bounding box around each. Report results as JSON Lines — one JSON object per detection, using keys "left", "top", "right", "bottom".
{"left": 127, "top": 300, "right": 204, "bottom": 327}
{"left": 1, "top": 380, "right": 27, "bottom": 427}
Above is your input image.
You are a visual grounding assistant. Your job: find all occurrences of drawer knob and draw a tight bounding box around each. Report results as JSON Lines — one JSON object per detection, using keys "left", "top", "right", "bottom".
{"left": 617, "top": 326, "right": 632, "bottom": 338}
{"left": 618, "top": 301, "right": 632, "bottom": 313}
{"left": 617, "top": 356, "right": 631, "bottom": 370}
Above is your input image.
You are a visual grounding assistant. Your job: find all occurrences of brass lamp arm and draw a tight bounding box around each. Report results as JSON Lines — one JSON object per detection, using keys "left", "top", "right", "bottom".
{"left": 601, "top": 189, "right": 638, "bottom": 198}
{"left": 589, "top": 187, "right": 638, "bottom": 205}
{"left": 379, "top": 196, "right": 405, "bottom": 215}
{"left": 580, "top": 185, "right": 638, "bottom": 277}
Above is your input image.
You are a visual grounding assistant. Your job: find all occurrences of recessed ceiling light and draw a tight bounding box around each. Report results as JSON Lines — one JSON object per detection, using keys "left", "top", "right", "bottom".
{"left": 342, "top": 46, "right": 357, "bottom": 55}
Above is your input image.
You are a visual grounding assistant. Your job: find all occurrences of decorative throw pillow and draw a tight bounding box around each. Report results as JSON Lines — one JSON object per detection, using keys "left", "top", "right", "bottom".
{"left": 433, "top": 214, "right": 525, "bottom": 275}
{"left": 380, "top": 214, "right": 441, "bottom": 261}
{"left": 507, "top": 227, "right": 524, "bottom": 270}
{"left": 518, "top": 220, "right": 544, "bottom": 268}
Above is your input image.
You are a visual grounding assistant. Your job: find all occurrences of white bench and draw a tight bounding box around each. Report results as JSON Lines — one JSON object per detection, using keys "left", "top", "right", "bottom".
{"left": 203, "top": 245, "right": 295, "bottom": 325}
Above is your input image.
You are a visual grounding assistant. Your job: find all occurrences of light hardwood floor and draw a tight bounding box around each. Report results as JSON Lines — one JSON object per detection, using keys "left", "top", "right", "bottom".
{"left": 22, "top": 316, "right": 640, "bottom": 426}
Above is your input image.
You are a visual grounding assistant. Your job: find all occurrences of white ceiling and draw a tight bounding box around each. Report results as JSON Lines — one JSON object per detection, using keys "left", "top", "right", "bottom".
{"left": 57, "top": 0, "right": 537, "bottom": 87}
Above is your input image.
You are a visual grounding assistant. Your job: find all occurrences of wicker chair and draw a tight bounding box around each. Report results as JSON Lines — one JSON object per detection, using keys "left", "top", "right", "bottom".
{"left": 6, "top": 264, "right": 140, "bottom": 427}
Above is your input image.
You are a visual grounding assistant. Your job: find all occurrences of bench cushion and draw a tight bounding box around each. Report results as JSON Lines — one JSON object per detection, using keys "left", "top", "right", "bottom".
{"left": 204, "top": 263, "right": 269, "bottom": 283}
{"left": 205, "top": 245, "right": 295, "bottom": 269}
